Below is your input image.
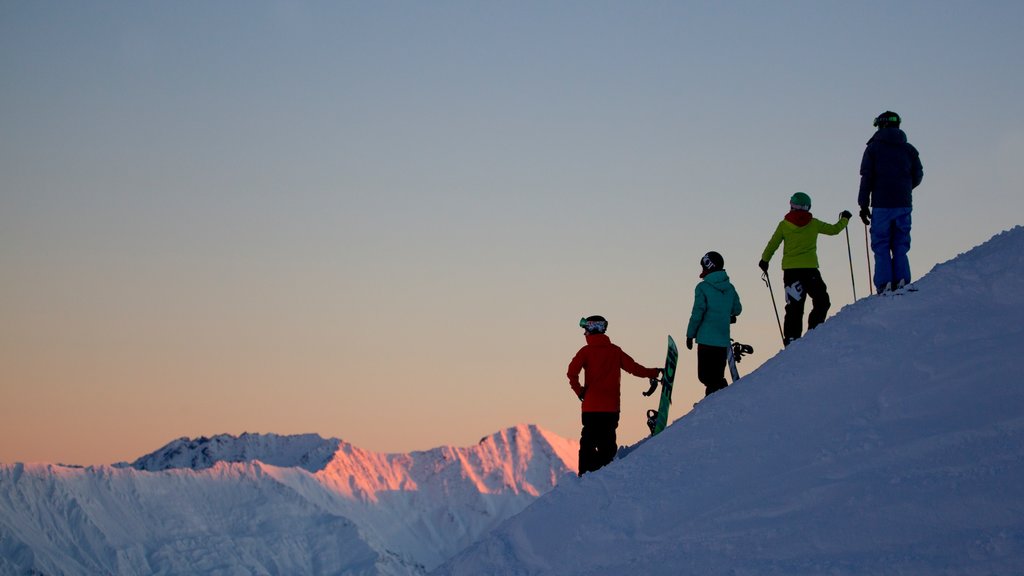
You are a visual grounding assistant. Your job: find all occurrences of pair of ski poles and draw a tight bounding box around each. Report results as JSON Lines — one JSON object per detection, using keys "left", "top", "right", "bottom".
{"left": 852, "top": 222, "right": 874, "bottom": 298}
{"left": 762, "top": 222, "right": 872, "bottom": 344}
{"left": 844, "top": 221, "right": 877, "bottom": 301}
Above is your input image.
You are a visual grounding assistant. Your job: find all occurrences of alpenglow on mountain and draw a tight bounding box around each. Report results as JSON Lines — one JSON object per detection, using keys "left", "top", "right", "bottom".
{"left": 0, "top": 424, "right": 578, "bottom": 575}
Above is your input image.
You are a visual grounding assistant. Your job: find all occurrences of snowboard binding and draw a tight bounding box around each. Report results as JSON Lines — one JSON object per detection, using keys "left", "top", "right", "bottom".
{"left": 731, "top": 341, "right": 753, "bottom": 362}
{"left": 646, "top": 409, "right": 659, "bottom": 436}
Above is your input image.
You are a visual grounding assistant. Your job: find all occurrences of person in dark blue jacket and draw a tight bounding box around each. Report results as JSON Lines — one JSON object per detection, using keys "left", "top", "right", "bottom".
{"left": 858, "top": 111, "right": 924, "bottom": 294}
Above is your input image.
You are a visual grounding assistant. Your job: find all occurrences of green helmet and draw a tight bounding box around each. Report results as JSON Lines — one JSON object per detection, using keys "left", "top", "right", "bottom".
{"left": 790, "top": 192, "right": 811, "bottom": 210}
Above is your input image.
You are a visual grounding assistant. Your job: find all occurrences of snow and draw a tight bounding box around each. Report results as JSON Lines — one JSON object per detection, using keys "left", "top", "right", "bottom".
{"left": 125, "top": 432, "right": 341, "bottom": 472}
{"left": 4, "top": 227, "right": 1024, "bottom": 575}
{"left": 0, "top": 424, "right": 577, "bottom": 575}
{"left": 433, "top": 226, "right": 1024, "bottom": 576}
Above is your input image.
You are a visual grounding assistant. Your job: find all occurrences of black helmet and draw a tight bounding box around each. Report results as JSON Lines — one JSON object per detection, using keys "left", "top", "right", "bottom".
{"left": 873, "top": 111, "right": 901, "bottom": 128}
{"left": 700, "top": 251, "right": 724, "bottom": 277}
{"left": 579, "top": 315, "right": 608, "bottom": 335}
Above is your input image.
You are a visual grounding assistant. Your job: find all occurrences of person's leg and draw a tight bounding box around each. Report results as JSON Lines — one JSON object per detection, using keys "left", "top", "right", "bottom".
{"left": 890, "top": 208, "right": 913, "bottom": 287}
{"left": 697, "top": 344, "right": 729, "bottom": 396}
{"left": 782, "top": 269, "right": 807, "bottom": 343}
{"left": 871, "top": 208, "right": 896, "bottom": 292}
{"left": 804, "top": 269, "right": 832, "bottom": 330}
{"left": 591, "top": 412, "right": 620, "bottom": 472}
{"left": 578, "top": 412, "right": 598, "bottom": 476}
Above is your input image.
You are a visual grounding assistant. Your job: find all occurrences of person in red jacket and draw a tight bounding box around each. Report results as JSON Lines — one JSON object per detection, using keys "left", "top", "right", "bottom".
{"left": 567, "top": 315, "right": 662, "bottom": 476}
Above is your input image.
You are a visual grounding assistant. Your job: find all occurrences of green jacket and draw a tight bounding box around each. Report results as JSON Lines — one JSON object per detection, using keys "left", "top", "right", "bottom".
{"left": 686, "top": 270, "right": 742, "bottom": 347}
{"left": 761, "top": 210, "right": 850, "bottom": 269}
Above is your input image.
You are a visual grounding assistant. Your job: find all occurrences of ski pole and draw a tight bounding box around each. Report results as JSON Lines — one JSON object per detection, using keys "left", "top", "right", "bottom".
{"left": 863, "top": 222, "right": 873, "bottom": 293}
{"left": 845, "top": 227, "right": 857, "bottom": 301}
{"left": 761, "top": 271, "right": 785, "bottom": 345}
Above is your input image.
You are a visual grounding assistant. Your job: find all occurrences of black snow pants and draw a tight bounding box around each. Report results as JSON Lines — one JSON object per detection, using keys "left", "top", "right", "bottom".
{"left": 578, "top": 411, "right": 619, "bottom": 476}
{"left": 697, "top": 344, "right": 729, "bottom": 397}
{"left": 782, "top": 268, "right": 830, "bottom": 344}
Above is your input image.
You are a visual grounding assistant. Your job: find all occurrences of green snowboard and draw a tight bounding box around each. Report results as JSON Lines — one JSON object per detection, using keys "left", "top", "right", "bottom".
{"left": 645, "top": 335, "right": 679, "bottom": 436}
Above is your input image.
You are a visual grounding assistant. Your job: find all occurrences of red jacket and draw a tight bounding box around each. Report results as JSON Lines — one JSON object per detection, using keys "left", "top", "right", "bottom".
{"left": 567, "top": 334, "right": 660, "bottom": 413}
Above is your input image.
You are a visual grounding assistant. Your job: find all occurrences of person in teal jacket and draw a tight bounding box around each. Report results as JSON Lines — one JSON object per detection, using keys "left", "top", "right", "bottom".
{"left": 759, "top": 192, "right": 852, "bottom": 345}
{"left": 686, "top": 251, "right": 742, "bottom": 397}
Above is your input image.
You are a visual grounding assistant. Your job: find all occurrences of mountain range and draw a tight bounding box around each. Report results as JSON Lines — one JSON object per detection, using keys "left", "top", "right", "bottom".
{"left": 0, "top": 424, "right": 577, "bottom": 575}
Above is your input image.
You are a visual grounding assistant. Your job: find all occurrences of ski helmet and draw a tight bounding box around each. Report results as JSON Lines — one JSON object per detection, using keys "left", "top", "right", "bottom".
{"left": 700, "top": 251, "right": 724, "bottom": 277}
{"left": 579, "top": 315, "right": 608, "bottom": 335}
{"left": 790, "top": 192, "right": 811, "bottom": 211}
{"left": 873, "top": 111, "right": 901, "bottom": 128}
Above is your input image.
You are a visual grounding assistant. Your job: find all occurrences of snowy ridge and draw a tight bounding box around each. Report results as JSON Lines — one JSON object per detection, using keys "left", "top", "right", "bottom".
{"left": 126, "top": 432, "right": 340, "bottom": 472}
{"left": 434, "top": 226, "right": 1024, "bottom": 576}
{"left": 0, "top": 424, "right": 577, "bottom": 575}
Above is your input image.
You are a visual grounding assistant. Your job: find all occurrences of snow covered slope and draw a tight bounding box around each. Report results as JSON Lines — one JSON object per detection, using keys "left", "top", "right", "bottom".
{"left": 434, "top": 226, "right": 1024, "bottom": 576}
{"left": 0, "top": 424, "right": 577, "bottom": 575}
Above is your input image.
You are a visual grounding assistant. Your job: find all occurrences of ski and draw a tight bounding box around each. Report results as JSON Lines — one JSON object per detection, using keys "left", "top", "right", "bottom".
{"left": 644, "top": 335, "right": 678, "bottom": 436}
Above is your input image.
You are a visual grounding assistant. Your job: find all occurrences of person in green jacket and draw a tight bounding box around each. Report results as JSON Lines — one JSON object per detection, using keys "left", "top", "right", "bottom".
{"left": 759, "top": 192, "right": 852, "bottom": 346}
{"left": 686, "top": 251, "right": 742, "bottom": 397}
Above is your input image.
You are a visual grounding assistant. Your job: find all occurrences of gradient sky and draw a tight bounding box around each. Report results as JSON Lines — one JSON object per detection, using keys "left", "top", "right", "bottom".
{"left": 3, "top": 1, "right": 1023, "bottom": 465}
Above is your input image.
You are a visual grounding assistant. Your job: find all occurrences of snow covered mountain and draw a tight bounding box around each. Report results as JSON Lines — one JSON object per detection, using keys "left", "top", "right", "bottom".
{"left": 126, "top": 432, "right": 342, "bottom": 472}
{"left": 0, "top": 424, "right": 577, "bottom": 575}
{"left": 433, "top": 226, "right": 1024, "bottom": 575}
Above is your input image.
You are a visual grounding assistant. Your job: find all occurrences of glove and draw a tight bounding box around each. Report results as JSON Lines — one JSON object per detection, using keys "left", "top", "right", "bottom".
{"left": 686, "top": 337, "right": 693, "bottom": 350}
{"left": 859, "top": 206, "right": 871, "bottom": 225}
{"left": 758, "top": 260, "right": 769, "bottom": 272}
{"left": 730, "top": 315, "right": 737, "bottom": 324}
{"left": 577, "top": 388, "right": 586, "bottom": 401}
{"left": 840, "top": 210, "right": 852, "bottom": 220}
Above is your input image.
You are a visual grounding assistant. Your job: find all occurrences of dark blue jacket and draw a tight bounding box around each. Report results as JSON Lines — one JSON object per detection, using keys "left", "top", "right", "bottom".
{"left": 858, "top": 127, "right": 923, "bottom": 209}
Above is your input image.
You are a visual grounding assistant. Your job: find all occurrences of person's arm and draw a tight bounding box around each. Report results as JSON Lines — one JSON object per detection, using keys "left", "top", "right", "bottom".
{"left": 909, "top": 144, "right": 923, "bottom": 189}
{"left": 761, "top": 222, "right": 785, "bottom": 263}
{"left": 620, "top": 350, "right": 661, "bottom": 380}
{"left": 816, "top": 214, "right": 850, "bottom": 236}
{"left": 858, "top": 146, "right": 874, "bottom": 209}
{"left": 732, "top": 287, "right": 743, "bottom": 318}
{"left": 686, "top": 285, "right": 707, "bottom": 341}
{"left": 567, "top": 348, "right": 587, "bottom": 399}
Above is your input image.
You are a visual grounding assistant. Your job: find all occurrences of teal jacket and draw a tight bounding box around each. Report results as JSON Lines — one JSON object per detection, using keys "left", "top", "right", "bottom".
{"left": 686, "top": 270, "right": 742, "bottom": 347}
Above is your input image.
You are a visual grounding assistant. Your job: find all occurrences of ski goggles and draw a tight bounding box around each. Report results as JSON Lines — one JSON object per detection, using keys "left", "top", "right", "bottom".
{"left": 873, "top": 113, "right": 901, "bottom": 127}
{"left": 579, "top": 318, "right": 607, "bottom": 334}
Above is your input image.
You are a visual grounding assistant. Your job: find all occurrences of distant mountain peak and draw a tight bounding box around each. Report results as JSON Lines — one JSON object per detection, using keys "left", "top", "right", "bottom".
{"left": 128, "top": 432, "right": 340, "bottom": 472}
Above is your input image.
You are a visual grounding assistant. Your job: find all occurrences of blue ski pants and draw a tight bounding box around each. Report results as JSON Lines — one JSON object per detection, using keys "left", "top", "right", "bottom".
{"left": 870, "top": 207, "right": 913, "bottom": 292}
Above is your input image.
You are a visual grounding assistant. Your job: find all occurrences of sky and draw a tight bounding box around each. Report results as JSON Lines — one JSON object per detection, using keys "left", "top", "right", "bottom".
{"left": 2, "top": 0, "right": 1023, "bottom": 465}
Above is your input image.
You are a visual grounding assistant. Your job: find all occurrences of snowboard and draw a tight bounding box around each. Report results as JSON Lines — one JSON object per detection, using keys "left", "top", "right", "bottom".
{"left": 645, "top": 335, "right": 678, "bottom": 436}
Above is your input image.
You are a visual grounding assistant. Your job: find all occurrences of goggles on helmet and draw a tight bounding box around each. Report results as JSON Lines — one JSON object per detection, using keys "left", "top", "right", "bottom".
{"left": 873, "top": 113, "right": 901, "bottom": 127}
{"left": 579, "top": 317, "right": 608, "bottom": 334}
